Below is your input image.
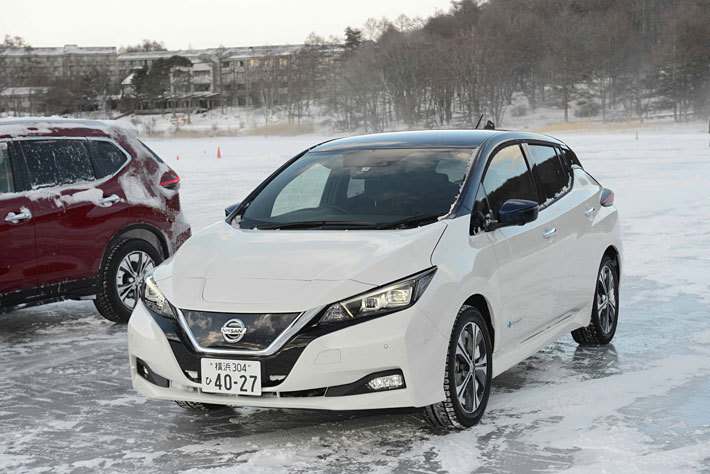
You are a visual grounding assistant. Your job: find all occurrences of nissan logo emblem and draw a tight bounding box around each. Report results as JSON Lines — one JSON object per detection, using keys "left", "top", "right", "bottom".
{"left": 221, "top": 319, "right": 247, "bottom": 343}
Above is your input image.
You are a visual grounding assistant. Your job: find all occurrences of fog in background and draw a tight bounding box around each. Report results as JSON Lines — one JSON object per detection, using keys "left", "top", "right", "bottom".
{"left": 0, "top": 0, "right": 452, "bottom": 49}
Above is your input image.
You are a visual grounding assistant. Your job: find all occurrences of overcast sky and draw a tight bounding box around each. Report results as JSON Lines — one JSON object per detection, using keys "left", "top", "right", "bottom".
{"left": 0, "top": 0, "right": 453, "bottom": 50}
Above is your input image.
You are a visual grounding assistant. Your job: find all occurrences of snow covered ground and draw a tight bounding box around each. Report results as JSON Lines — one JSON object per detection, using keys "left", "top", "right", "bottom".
{"left": 1, "top": 123, "right": 709, "bottom": 472}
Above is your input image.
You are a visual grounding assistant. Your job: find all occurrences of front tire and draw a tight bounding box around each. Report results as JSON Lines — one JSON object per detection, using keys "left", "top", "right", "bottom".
{"left": 94, "top": 239, "right": 162, "bottom": 323}
{"left": 424, "top": 305, "right": 492, "bottom": 429}
{"left": 572, "top": 255, "right": 619, "bottom": 346}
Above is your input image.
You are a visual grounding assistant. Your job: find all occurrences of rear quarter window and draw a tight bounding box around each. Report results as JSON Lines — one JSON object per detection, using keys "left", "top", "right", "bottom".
{"left": 560, "top": 147, "right": 582, "bottom": 168}
{"left": 88, "top": 140, "right": 129, "bottom": 179}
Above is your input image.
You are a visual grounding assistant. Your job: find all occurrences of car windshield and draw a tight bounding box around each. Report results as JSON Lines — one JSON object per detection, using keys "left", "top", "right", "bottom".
{"left": 237, "top": 147, "right": 475, "bottom": 230}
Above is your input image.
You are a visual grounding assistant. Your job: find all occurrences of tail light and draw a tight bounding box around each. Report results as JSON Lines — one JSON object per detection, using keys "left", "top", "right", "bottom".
{"left": 600, "top": 188, "right": 614, "bottom": 207}
{"left": 160, "top": 168, "right": 180, "bottom": 190}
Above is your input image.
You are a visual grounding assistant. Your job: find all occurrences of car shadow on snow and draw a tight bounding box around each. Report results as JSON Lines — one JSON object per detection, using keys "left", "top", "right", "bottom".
{"left": 167, "top": 404, "right": 424, "bottom": 437}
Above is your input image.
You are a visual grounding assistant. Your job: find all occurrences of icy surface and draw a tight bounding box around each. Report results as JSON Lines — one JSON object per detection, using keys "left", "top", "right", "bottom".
{"left": 1, "top": 125, "right": 709, "bottom": 472}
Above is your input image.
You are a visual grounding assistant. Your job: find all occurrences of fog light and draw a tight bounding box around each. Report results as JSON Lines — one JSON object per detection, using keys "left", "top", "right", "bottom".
{"left": 366, "top": 374, "right": 404, "bottom": 391}
{"left": 136, "top": 358, "right": 170, "bottom": 388}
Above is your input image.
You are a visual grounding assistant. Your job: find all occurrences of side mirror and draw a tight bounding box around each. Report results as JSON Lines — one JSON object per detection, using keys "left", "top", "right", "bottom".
{"left": 497, "top": 199, "right": 538, "bottom": 227}
{"left": 225, "top": 202, "right": 240, "bottom": 217}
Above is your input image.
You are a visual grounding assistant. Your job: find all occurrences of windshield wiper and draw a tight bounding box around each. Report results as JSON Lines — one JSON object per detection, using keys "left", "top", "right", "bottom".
{"left": 376, "top": 214, "right": 441, "bottom": 229}
{"left": 246, "top": 215, "right": 441, "bottom": 230}
{"left": 253, "top": 220, "right": 378, "bottom": 230}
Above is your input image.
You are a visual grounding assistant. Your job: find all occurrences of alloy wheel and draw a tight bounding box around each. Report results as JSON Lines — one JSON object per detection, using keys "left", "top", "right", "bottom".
{"left": 454, "top": 321, "right": 488, "bottom": 413}
{"left": 115, "top": 250, "right": 155, "bottom": 309}
{"left": 596, "top": 264, "right": 617, "bottom": 334}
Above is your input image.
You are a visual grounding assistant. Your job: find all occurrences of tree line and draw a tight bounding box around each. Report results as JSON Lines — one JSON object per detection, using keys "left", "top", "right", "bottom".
{"left": 1, "top": 0, "right": 708, "bottom": 129}
{"left": 301, "top": 0, "right": 710, "bottom": 131}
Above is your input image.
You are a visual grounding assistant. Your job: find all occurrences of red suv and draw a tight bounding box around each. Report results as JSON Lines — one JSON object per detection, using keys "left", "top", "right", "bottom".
{"left": 0, "top": 119, "right": 191, "bottom": 322}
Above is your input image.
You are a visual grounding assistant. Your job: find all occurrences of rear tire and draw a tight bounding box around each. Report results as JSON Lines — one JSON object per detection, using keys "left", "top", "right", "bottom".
{"left": 572, "top": 255, "right": 619, "bottom": 346}
{"left": 175, "top": 401, "right": 225, "bottom": 411}
{"left": 94, "top": 239, "right": 162, "bottom": 323}
{"left": 424, "top": 305, "right": 492, "bottom": 429}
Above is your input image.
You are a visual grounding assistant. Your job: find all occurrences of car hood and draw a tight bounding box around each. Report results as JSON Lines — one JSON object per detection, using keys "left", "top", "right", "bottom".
{"left": 153, "top": 220, "right": 447, "bottom": 313}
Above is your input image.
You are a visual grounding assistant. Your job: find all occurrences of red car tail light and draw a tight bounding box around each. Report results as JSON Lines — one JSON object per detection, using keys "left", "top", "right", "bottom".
{"left": 160, "top": 169, "right": 181, "bottom": 190}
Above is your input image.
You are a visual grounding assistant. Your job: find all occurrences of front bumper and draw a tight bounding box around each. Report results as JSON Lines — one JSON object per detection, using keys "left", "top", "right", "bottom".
{"left": 127, "top": 300, "right": 447, "bottom": 410}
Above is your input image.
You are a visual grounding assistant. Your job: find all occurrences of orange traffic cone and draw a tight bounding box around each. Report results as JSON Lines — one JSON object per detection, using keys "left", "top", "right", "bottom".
{"left": 217, "top": 147, "right": 221, "bottom": 159}
{"left": 176, "top": 155, "right": 180, "bottom": 161}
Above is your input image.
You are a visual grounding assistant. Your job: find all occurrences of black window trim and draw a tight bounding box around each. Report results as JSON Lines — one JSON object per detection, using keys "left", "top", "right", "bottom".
{"left": 7, "top": 136, "right": 132, "bottom": 192}
{"left": 521, "top": 141, "right": 573, "bottom": 211}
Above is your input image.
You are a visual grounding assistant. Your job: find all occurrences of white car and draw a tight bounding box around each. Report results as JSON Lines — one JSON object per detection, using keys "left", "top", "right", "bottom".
{"left": 127, "top": 130, "right": 621, "bottom": 428}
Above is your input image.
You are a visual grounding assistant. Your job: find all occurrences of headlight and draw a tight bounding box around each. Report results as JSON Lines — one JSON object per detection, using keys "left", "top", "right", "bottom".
{"left": 319, "top": 267, "right": 436, "bottom": 324}
{"left": 142, "top": 273, "right": 175, "bottom": 319}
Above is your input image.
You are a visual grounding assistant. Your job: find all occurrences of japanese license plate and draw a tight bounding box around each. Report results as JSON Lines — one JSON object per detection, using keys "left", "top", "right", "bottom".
{"left": 200, "top": 359, "right": 261, "bottom": 396}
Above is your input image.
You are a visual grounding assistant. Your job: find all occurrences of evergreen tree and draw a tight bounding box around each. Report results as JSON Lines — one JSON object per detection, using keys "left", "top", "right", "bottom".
{"left": 344, "top": 27, "right": 363, "bottom": 50}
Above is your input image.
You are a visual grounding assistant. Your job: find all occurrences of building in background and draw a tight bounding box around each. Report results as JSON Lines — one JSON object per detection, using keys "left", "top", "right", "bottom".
{"left": 0, "top": 45, "right": 118, "bottom": 114}
{"left": 0, "top": 43, "right": 341, "bottom": 115}
{"left": 0, "top": 87, "right": 50, "bottom": 115}
{"left": 116, "top": 45, "right": 316, "bottom": 111}
{"left": 0, "top": 45, "right": 117, "bottom": 83}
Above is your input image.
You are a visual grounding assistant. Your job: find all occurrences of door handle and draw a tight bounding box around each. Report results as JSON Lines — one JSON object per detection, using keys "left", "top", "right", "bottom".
{"left": 585, "top": 207, "right": 596, "bottom": 216}
{"left": 98, "top": 194, "right": 120, "bottom": 207}
{"left": 5, "top": 211, "right": 32, "bottom": 223}
{"left": 543, "top": 227, "right": 557, "bottom": 238}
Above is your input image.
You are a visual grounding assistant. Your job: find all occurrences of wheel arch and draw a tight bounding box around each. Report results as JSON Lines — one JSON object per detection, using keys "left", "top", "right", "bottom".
{"left": 101, "top": 223, "right": 170, "bottom": 270}
{"left": 462, "top": 293, "right": 495, "bottom": 352}
{"left": 603, "top": 244, "right": 621, "bottom": 279}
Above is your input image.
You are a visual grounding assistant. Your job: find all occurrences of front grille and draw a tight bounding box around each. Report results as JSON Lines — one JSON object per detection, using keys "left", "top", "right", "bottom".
{"left": 180, "top": 309, "right": 300, "bottom": 351}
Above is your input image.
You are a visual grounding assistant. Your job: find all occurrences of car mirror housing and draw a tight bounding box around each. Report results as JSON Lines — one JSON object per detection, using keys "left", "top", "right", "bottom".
{"left": 496, "top": 199, "right": 539, "bottom": 227}
{"left": 225, "top": 202, "right": 240, "bottom": 217}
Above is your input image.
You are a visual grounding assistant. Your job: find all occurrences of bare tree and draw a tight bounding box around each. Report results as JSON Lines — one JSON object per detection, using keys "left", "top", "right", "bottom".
{"left": 249, "top": 55, "right": 283, "bottom": 126}
{"left": 211, "top": 46, "right": 231, "bottom": 113}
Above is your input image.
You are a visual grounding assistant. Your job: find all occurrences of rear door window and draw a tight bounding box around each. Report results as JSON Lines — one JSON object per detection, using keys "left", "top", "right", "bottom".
{"left": 482, "top": 144, "right": 538, "bottom": 215}
{"left": 527, "top": 144, "right": 568, "bottom": 205}
{"left": 0, "top": 143, "right": 14, "bottom": 194}
{"left": 88, "top": 140, "right": 129, "bottom": 178}
{"left": 54, "top": 141, "right": 94, "bottom": 184}
{"left": 20, "top": 140, "right": 95, "bottom": 188}
{"left": 19, "top": 140, "right": 58, "bottom": 188}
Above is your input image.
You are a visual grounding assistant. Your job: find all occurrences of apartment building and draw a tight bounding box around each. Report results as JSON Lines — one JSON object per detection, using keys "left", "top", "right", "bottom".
{"left": 117, "top": 45, "right": 308, "bottom": 108}
{"left": 1, "top": 42, "right": 341, "bottom": 113}
{"left": 0, "top": 45, "right": 117, "bottom": 83}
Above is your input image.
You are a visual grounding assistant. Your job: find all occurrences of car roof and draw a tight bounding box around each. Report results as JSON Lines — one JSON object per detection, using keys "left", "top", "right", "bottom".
{"left": 0, "top": 118, "right": 137, "bottom": 141}
{"left": 309, "top": 129, "right": 561, "bottom": 152}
